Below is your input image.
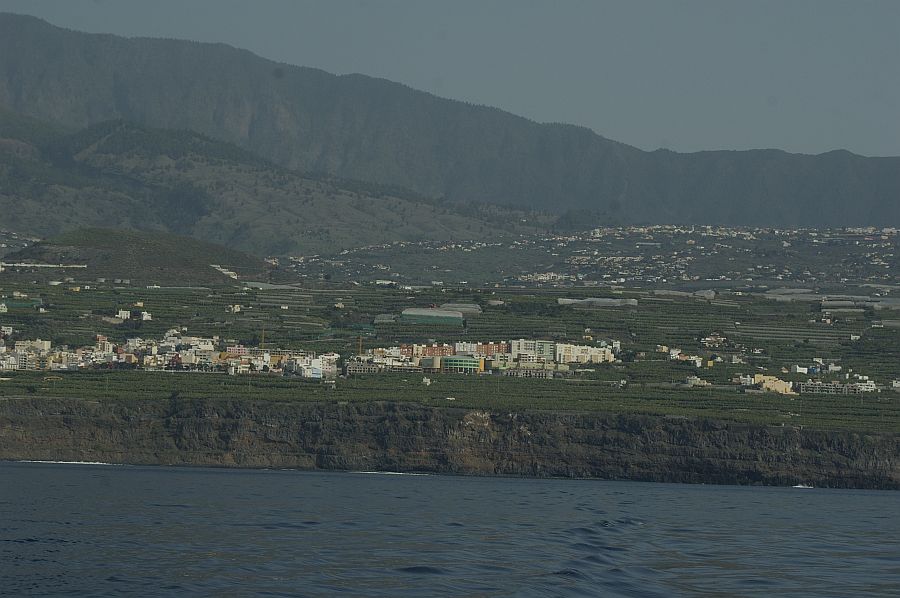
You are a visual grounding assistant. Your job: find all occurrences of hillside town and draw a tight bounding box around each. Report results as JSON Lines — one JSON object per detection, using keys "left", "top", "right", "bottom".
{"left": 285, "top": 225, "right": 900, "bottom": 288}
{"left": 345, "top": 338, "right": 620, "bottom": 378}
{"left": 3, "top": 322, "right": 897, "bottom": 395}
{"left": 0, "top": 328, "right": 340, "bottom": 380}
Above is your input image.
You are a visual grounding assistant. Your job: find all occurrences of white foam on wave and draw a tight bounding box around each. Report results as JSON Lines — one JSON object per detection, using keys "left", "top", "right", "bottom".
{"left": 351, "top": 470, "right": 431, "bottom": 476}
{"left": 16, "top": 460, "right": 118, "bottom": 466}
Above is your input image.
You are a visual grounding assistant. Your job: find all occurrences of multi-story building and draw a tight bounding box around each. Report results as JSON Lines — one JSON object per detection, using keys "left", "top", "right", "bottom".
{"left": 409, "top": 343, "right": 456, "bottom": 358}
{"left": 441, "top": 355, "right": 484, "bottom": 374}
{"left": 554, "top": 343, "right": 614, "bottom": 364}
{"left": 797, "top": 381, "right": 877, "bottom": 394}
{"left": 14, "top": 339, "right": 51, "bottom": 353}
{"left": 453, "top": 341, "right": 510, "bottom": 357}
{"left": 510, "top": 339, "right": 555, "bottom": 363}
{"left": 345, "top": 361, "right": 382, "bottom": 375}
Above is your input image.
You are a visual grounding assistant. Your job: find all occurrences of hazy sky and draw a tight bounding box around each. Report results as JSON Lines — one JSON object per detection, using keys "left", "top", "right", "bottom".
{"left": 2, "top": 0, "right": 898, "bottom": 156}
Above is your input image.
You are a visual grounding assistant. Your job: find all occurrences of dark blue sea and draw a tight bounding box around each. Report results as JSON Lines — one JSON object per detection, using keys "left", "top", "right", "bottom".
{"left": 1, "top": 462, "right": 898, "bottom": 596}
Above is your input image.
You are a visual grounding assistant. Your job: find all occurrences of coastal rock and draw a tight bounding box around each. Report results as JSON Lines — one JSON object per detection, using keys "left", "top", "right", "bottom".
{"left": 0, "top": 398, "right": 897, "bottom": 489}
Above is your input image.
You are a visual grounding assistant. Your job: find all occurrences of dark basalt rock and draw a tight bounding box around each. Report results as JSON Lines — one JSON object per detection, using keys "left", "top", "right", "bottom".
{"left": 1, "top": 398, "right": 897, "bottom": 489}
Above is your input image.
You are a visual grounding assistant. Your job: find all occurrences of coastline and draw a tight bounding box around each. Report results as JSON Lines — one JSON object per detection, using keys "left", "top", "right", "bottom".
{"left": 1, "top": 397, "right": 897, "bottom": 490}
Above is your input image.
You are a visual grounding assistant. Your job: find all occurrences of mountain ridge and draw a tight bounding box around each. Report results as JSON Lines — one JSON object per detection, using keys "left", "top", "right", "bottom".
{"left": 1, "top": 12, "right": 899, "bottom": 227}
{"left": 0, "top": 111, "right": 545, "bottom": 254}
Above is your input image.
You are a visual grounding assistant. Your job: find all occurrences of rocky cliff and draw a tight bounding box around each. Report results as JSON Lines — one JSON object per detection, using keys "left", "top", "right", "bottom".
{"left": 1, "top": 397, "right": 897, "bottom": 489}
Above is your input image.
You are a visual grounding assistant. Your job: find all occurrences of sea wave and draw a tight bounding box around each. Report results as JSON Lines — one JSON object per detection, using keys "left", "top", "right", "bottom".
{"left": 351, "top": 470, "right": 431, "bottom": 476}
{"left": 16, "top": 460, "right": 119, "bottom": 466}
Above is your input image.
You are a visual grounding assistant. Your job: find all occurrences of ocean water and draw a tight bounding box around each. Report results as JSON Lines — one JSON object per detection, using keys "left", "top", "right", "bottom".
{"left": 1, "top": 462, "right": 898, "bottom": 596}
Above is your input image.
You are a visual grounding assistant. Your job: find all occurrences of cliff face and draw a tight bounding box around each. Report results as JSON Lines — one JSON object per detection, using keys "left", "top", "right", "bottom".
{"left": 1, "top": 397, "right": 897, "bottom": 489}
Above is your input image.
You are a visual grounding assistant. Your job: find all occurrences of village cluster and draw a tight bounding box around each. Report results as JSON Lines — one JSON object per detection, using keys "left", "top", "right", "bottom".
{"left": 5, "top": 318, "right": 896, "bottom": 395}
{"left": 0, "top": 327, "right": 341, "bottom": 379}
{"left": 285, "top": 225, "right": 900, "bottom": 288}
{"left": 664, "top": 338, "right": 896, "bottom": 394}
{"left": 345, "top": 338, "right": 621, "bottom": 379}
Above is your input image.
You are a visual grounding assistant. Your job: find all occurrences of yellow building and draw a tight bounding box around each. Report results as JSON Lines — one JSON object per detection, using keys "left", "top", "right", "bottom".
{"left": 754, "top": 374, "right": 795, "bottom": 395}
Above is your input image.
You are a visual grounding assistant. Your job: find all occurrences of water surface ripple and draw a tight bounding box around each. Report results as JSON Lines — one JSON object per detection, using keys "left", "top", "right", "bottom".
{"left": 1, "top": 462, "right": 898, "bottom": 596}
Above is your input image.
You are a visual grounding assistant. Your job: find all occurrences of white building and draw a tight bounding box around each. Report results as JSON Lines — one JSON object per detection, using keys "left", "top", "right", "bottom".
{"left": 14, "top": 339, "right": 51, "bottom": 353}
{"left": 510, "top": 339, "right": 555, "bottom": 363}
{"left": 554, "top": 343, "right": 614, "bottom": 364}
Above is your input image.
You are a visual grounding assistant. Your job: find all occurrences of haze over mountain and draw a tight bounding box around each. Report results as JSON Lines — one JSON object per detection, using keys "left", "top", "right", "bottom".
{"left": 1, "top": 12, "right": 899, "bottom": 228}
{"left": 0, "top": 107, "right": 540, "bottom": 255}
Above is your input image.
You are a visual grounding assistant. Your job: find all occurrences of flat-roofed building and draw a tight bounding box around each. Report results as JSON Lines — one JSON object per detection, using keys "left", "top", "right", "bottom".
{"left": 454, "top": 341, "right": 510, "bottom": 357}
{"left": 441, "top": 355, "right": 484, "bottom": 374}
{"left": 400, "top": 308, "right": 464, "bottom": 326}
{"left": 510, "top": 339, "right": 555, "bottom": 363}
{"left": 439, "top": 303, "right": 482, "bottom": 315}
{"left": 555, "top": 343, "right": 614, "bottom": 364}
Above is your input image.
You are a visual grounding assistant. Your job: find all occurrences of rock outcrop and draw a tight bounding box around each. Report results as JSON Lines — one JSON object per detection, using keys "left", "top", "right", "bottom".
{"left": 1, "top": 397, "right": 897, "bottom": 489}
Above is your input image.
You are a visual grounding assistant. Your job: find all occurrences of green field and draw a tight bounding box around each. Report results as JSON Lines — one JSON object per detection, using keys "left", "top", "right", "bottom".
{"left": 0, "top": 369, "right": 897, "bottom": 434}
{"left": 2, "top": 278, "right": 898, "bottom": 434}
{"left": 1, "top": 279, "right": 897, "bottom": 369}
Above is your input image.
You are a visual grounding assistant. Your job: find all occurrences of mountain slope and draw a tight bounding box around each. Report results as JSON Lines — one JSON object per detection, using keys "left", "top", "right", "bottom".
{"left": 6, "top": 227, "right": 269, "bottom": 285}
{"left": 0, "top": 112, "right": 543, "bottom": 254}
{"left": 0, "top": 13, "right": 898, "bottom": 226}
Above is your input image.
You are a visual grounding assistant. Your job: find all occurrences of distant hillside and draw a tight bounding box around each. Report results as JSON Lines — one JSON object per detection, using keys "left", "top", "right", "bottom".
{"left": 0, "top": 110, "right": 544, "bottom": 254}
{"left": 6, "top": 228, "right": 269, "bottom": 285}
{"left": 1, "top": 13, "right": 898, "bottom": 226}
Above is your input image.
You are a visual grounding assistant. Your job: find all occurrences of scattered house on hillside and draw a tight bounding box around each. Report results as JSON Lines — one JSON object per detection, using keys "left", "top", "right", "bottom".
{"left": 702, "top": 333, "right": 727, "bottom": 348}
{"left": 686, "top": 375, "right": 711, "bottom": 387}
{"left": 754, "top": 374, "right": 795, "bottom": 394}
{"left": 797, "top": 380, "right": 877, "bottom": 394}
